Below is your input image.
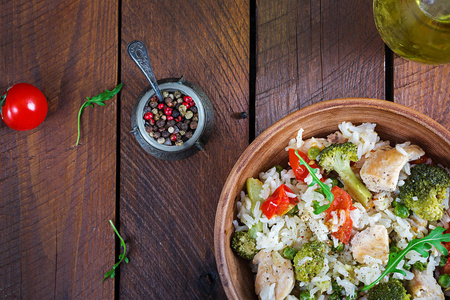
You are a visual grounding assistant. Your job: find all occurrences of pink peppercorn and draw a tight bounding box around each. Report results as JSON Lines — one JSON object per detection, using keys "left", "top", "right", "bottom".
{"left": 167, "top": 116, "right": 174, "bottom": 121}
{"left": 158, "top": 103, "right": 165, "bottom": 110}
{"left": 144, "top": 112, "right": 153, "bottom": 120}
{"left": 164, "top": 107, "right": 173, "bottom": 116}
{"left": 170, "top": 133, "right": 177, "bottom": 142}
{"left": 183, "top": 102, "right": 190, "bottom": 109}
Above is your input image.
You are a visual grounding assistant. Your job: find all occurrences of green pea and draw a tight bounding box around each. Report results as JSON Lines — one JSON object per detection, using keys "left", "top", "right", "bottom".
{"left": 282, "top": 247, "right": 299, "bottom": 260}
{"left": 412, "top": 261, "right": 427, "bottom": 271}
{"left": 299, "top": 290, "right": 311, "bottom": 300}
{"left": 274, "top": 165, "right": 283, "bottom": 175}
{"left": 307, "top": 147, "right": 321, "bottom": 160}
{"left": 392, "top": 199, "right": 399, "bottom": 207}
{"left": 390, "top": 246, "right": 401, "bottom": 254}
{"left": 439, "top": 273, "right": 450, "bottom": 288}
{"left": 394, "top": 203, "right": 410, "bottom": 218}
{"left": 332, "top": 243, "right": 345, "bottom": 253}
{"left": 328, "top": 293, "right": 339, "bottom": 300}
{"left": 440, "top": 255, "right": 449, "bottom": 267}
{"left": 330, "top": 177, "right": 339, "bottom": 187}
{"left": 287, "top": 205, "right": 299, "bottom": 216}
{"left": 332, "top": 281, "right": 343, "bottom": 292}
{"left": 316, "top": 188, "right": 325, "bottom": 196}
{"left": 313, "top": 201, "right": 321, "bottom": 211}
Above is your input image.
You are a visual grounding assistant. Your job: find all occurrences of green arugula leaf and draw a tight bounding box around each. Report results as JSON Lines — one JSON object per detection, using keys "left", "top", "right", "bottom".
{"left": 294, "top": 150, "right": 334, "bottom": 214}
{"left": 361, "top": 226, "right": 450, "bottom": 291}
{"left": 102, "top": 219, "right": 130, "bottom": 282}
{"left": 76, "top": 83, "right": 123, "bottom": 146}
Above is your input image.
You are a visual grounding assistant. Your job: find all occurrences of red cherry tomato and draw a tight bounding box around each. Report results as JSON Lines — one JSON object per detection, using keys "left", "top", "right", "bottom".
{"left": 289, "top": 148, "right": 323, "bottom": 182}
{"left": 326, "top": 186, "right": 355, "bottom": 244}
{"left": 1, "top": 83, "right": 48, "bottom": 131}
{"left": 261, "top": 184, "right": 299, "bottom": 219}
{"left": 442, "top": 257, "right": 450, "bottom": 274}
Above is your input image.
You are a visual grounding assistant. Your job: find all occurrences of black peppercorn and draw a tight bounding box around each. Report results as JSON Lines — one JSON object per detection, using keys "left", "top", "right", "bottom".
{"left": 143, "top": 90, "right": 200, "bottom": 146}
{"left": 167, "top": 119, "right": 176, "bottom": 127}
{"left": 156, "top": 119, "right": 166, "bottom": 128}
{"left": 172, "top": 110, "right": 180, "bottom": 118}
{"left": 180, "top": 123, "right": 189, "bottom": 131}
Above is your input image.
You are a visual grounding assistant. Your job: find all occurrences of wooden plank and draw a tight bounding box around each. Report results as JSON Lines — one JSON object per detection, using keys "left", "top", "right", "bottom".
{"left": 0, "top": 1, "right": 118, "bottom": 299}
{"left": 120, "top": 0, "right": 249, "bottom": 299}
{"left": 393, "top": 59, "right": 450, "bottom": 129}
{"left": 255, "top": 0, "right": 386, "bottom": 135}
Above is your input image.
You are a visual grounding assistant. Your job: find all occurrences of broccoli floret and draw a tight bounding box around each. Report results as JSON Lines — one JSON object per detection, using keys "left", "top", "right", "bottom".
{"left": 368, "top": 279, "right": 410, "bottom": 300}
{"left": 293, "top": 241, "right": 326, "bottom": 282}
{"left": 231, "top": 231, "right": 259, "bottom": 260}
{"left": 398, "top": 163, "right": 450, "bottom": 221}
{"left": 318, "top": 142, "right": 372, "bottom": 206}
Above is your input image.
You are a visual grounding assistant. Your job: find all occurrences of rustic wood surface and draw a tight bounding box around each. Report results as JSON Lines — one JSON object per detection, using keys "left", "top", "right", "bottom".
{"left": 119, "top": 0, "right": 249, "bottom": 299}
{"left": 255, "top": 0, "right": 386, "bottom": 136}
{"left": 394, "top": 59, "right": 450, "bottom": 128}
{"left": 0, "top": 0, "right": 118, "bottom": 299}
{"left": 1, "top": 0, "right": 449, "bottom": 299}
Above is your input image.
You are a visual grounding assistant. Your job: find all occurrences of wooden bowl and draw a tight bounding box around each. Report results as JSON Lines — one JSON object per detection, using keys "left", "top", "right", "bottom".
{"left": 214, "top": 98, "right": 450, "bottom": 300}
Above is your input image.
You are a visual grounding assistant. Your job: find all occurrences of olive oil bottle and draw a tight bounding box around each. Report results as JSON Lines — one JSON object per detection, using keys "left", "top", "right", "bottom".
{"left": 373, "top": 0, "right": 450, "bottom": 64}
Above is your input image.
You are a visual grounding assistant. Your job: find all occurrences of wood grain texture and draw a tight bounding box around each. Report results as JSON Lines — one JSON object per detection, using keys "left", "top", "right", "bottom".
{"left": 215, "top": 99, "right": 450, "bottom": 300}
{"left": 255, "top": 0, "right": 386, "bottom": 136}
{"left": 120, "top": 0, "right": 249, "bottom": 299}
{"left": 393, "top": 58, "right": 450, "bottom": 129}
{"left": 0, "top": 1, "right": 118, "bottom": 299}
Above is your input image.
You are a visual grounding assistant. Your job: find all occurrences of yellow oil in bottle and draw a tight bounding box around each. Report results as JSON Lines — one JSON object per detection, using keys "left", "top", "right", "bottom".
{"left": 373, "top": 0, "right": 450, "bottom": 64}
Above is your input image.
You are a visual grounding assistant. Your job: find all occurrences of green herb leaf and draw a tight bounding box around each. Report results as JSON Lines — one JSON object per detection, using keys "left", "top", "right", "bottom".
{"left": 361, "top": 226, "right": 450, "bottom": 291}
{"left": 102, "top": 219, "right": 130, "bottom": 282}
{"left": 103, "top": 269, "right": 115, "bottom": 281}
{"left": 76, "top": 83, "right": 123, "bottom": 146}
{"left": 294, "top": 150, "right": 334, "bottom": 214}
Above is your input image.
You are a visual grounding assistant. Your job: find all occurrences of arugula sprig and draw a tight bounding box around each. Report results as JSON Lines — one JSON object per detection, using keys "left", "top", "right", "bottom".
{"left": 294, "top": 150, "right": 334, "bottom": 214}
{"left": 361, "top": 226, "right": 450, "bottom": 291}
{"left": 76, "top": 83, "right": 123, "bottom": 146}
{"left": 103, "top": 219, "right": 130, "bottom": 282}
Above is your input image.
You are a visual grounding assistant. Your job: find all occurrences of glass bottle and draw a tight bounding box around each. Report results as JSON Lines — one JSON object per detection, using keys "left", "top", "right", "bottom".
{"left": 373, "top": 0, "right": 450, "bottom": 64}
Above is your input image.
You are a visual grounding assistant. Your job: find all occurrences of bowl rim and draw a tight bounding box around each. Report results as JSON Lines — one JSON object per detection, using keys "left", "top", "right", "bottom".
{"left": 214, "top": 97, "right": 450, "bottom": 300}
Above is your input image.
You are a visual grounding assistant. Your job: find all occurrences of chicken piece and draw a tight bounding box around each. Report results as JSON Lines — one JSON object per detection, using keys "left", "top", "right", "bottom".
{"left": 351, "top": 225, "right": 389, "bottom": 264}
{"left": 360, "top": 144, "right": 425, "bottom": 192}
{"left": 327, "top": 131, "right": 347, "bottom": 144}
{"left": 253, "top": 250, "right": 295, "bottom": 300}
{"left": 407, "top": 269, "right": 444, "bottom": 299}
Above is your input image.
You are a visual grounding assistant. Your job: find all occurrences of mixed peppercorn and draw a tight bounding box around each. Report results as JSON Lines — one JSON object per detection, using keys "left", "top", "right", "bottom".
{"left": 143, "top": 90, "right": 199, "bottom": 146}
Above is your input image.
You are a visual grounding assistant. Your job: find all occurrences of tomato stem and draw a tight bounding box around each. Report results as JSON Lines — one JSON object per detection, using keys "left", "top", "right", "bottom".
{"left": 0, "top": 90, "right": 8, "bottom": 119}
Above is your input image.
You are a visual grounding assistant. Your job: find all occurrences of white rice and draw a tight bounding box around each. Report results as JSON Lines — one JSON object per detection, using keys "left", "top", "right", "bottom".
{"left": 338, "top": 122, "right": 380, "bottom": 159}
{"left": 235, "top": 122, "right": 449, "bottom": 299}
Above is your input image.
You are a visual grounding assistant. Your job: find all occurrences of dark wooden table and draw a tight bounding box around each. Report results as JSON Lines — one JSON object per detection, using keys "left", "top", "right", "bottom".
{"left": 1, "top": 0, "right": 449, "bottom": 299}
